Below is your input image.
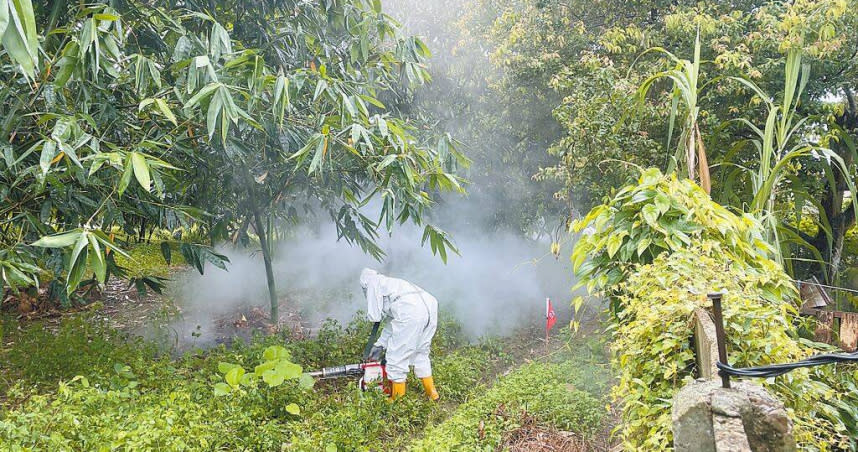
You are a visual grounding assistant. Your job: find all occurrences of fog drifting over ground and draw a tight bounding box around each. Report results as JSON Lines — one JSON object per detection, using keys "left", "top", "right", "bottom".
{"left": 162, "top": 201, "right": 577, "bottom": 348}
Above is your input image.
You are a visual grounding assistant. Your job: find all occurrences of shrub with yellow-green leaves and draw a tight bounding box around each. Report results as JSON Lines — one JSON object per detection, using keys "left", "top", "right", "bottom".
{"left": 572, "top": 168, "right": 856, "bottom": 450}
{"left": 613, "top": 247, "right": 853, "bottom": 449}
{"left": 572, "top": 169, "right": 775, "bottom": 313}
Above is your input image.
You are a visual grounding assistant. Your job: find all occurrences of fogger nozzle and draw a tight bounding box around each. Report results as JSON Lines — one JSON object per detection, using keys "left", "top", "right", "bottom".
{"left": 307, "top": 363, "right": 365, "bottom": 379}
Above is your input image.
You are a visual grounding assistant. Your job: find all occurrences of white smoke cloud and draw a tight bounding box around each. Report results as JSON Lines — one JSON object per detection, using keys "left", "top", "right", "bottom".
{"left": 158, "top": 214, "right": 577, "bottom": 348}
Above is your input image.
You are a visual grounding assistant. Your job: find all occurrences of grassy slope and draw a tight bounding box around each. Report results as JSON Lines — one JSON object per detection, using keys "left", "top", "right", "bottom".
{"left": 409, "top": 339, "right": 611, "bottom": 451}
{"left": 112, "top": 240, "right": 187, "bottom": 278}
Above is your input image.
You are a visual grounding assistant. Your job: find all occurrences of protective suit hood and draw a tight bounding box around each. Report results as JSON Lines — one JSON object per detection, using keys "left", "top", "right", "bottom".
{"left": 359, "top": 268, "right": 379, "bottom": 289}
{"left": 361, "top": 268, "right": 388, "bottom": 323}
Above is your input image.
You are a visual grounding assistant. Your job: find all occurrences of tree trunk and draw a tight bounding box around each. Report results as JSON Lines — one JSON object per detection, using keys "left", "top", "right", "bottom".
{"left": 252, "top": 208, "right": 279, "bottom": 323}
{"left": 813, "top": 203, "right": 853, "bottom": 284}
{"left": 811, "top": 90, "right": 858, "bottom": 283}
{"left": 138, "top": 218, "right": 147, "bottom": 243}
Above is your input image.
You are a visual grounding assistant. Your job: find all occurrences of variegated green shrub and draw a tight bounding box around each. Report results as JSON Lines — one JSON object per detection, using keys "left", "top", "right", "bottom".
{"left": 572, "top": 169, "right": 856, "bottom": 450}
{"left": 572, "top": 168, "right": 775, "bottom": 311}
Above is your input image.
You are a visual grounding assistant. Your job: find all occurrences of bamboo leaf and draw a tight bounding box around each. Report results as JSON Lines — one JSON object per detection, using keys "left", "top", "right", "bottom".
{"left": 359, "top": 94, "right": 385, "bottom": 109}
{"left": 91, "top": 230, "right": 130, "bottom": 259}
{"left": 2, "top": 0, "right": 38, "bottom": 77}
{"left": 65, "top": 232, "right": 91, "bottom": 294}
{"left": 87, "top": 233, "right": 106, "bottom": 283}
{"left": 289, "top": 135, "right": 319, "bottom": 163}
{"left": 130, "top": 152, "right": 151, "bottom": 192}
{"left": 154, "top": 98, "right": 177, "bottom": 126}
{"left": 0, "top": 1, "right": 9, "bottom": 38}
{"left": 161, "top": 242, "right": 172, "bottom": 265}
{"left": 118, "top": 154, "right": 134, "bottom": 196}
{"left": 31, "top": 230, "right": 83, "bottom": 248}
{"left": 207, "top": 90, "right": 223, "bottom": 139}
{"left": 313, "top": 79, "right": 328, "bottom": 102}
{"left": 185, "top": 82, "right": 221, "bottom": 109}
{"left": 308, "top": 136, "right": 327, "bottom": 174}
{"left": 39, "top": 140, "right": 57, "bottom": 174}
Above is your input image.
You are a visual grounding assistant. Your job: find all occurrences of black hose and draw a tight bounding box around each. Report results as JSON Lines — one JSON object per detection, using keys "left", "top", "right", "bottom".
{"left": 717, "top": 351, "right": 858, "bottom": 379}
{"left": 362, "top": 321, "right": 380, "bottom": 361}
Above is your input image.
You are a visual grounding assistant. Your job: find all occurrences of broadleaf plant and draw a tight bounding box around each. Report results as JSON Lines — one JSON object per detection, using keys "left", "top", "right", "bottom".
{"left": 0, "top": 0, "right": 466, "bottom": 316}
{"left": 215, "top": 346, "right": 313, "bottom": 399}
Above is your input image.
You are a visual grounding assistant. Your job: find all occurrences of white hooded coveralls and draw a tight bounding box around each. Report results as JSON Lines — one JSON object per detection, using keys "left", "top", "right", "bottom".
{"left": 360, "top": 269, "right": 438, "bottom": 382}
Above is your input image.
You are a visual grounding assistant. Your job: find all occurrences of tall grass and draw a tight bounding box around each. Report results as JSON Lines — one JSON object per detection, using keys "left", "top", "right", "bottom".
{"left": 731, "top": 48, "right": 857, "bottom": 273}
{"left": 633, "top": 30, "right": 711, "bottom": 193}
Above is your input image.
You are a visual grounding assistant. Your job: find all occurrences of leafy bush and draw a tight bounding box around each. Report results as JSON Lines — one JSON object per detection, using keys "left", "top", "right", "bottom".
{"left": 214, "top": 345, "right": 315, "bottom": 405}
{"left": 613, "top": 247, "right": 855, "bottom": 449}
{"left": 572, "top": 169, "right": 857, "bottom": 450}
{"left": 572, "top": 168, "right": 775, "bottom": 311}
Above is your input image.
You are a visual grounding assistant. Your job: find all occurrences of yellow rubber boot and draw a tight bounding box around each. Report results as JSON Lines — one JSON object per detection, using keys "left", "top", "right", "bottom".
{"left": 421, "top": 377, "right": 440, "bottom": 401}
{"left": 389, "top": 381, "right": 406, "bottom": 401}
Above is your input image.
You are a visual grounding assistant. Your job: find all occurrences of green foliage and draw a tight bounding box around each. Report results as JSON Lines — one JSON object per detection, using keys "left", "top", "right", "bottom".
{"left": 572, "top": 168, "right": 775, "bottom": 308}
{"left": 840, "top": 227, "right": 858, "bottom": 298}
{"left": 428, "top": 343, "right": 511, "bottom": 405}
{"left": 0, "top": 0, "right": 38, "bottom": 78}
{"left": 543, "top": 50, "right": 662, "bottom": 212}
{"left": 721, "top": 47, "right": 858, "bottom": 276}
{"left": 214, "top": 345, "right": 310, "bottom": 397}
{"left": 1, "top": 314, "right": 158, "bottom": 394}
{"left": 631, "top": 31, "right": 709, "bottom": 188}
{"left": 0, "top": 248, "right": 41, "bottom": 293}
{"left": 0, "top": 312, "right": 533, "bottom": 451}
{"left": 31, "top": 228, "right": 131, "bottom": 295}
{"left": 529, "top": 0, "right": 858, "bottom": 234}
{"left": 572, "top": 171, "right": 857, "bottom": 450}
{"left": 112, "top": 241, "right": 186, "bottom": 279}
{"left": 0, "top": 0, "right": 464, "bottom": 310}
{"left": 1, "top": 365, "right": 302, "bottom": 450}
{"left": 410, "top": 353, "right": 608, "bottom": 451}
{"left": 610, "top": 248, "right": 805, "bottom": 448}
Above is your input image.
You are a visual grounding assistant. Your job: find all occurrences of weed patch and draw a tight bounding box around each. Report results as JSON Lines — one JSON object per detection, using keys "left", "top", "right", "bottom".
{"left": 113, "top": 241, "right": 186, "bottom": 278}
{"left": 409, "top": 341, "right": 610, "bottom": 451}
{"left": 1, "top": 312, "right": 553, "bottom": 451}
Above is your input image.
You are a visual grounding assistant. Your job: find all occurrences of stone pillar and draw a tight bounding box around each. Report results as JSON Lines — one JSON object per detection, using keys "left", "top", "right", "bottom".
{"left": 694, "top": 308, "right": 720, "bottom": 380}
{"left": 672, "top": 379, "right": 795, "bottom": 452}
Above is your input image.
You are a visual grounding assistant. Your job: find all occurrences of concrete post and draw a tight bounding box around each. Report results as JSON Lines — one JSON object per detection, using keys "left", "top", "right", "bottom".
{"left": 672, "top": 379, "right": 796, "bottom": 452}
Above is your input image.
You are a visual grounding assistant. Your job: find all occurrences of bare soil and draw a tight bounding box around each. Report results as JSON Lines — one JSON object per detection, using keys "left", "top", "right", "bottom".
{"left": 499, "top": 412, "right": 613, "bottom": 452}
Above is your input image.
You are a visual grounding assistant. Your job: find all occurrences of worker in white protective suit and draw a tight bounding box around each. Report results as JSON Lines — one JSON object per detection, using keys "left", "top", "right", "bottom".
{"left": 359, "top": 268, "right": 439, "bottom": 401}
